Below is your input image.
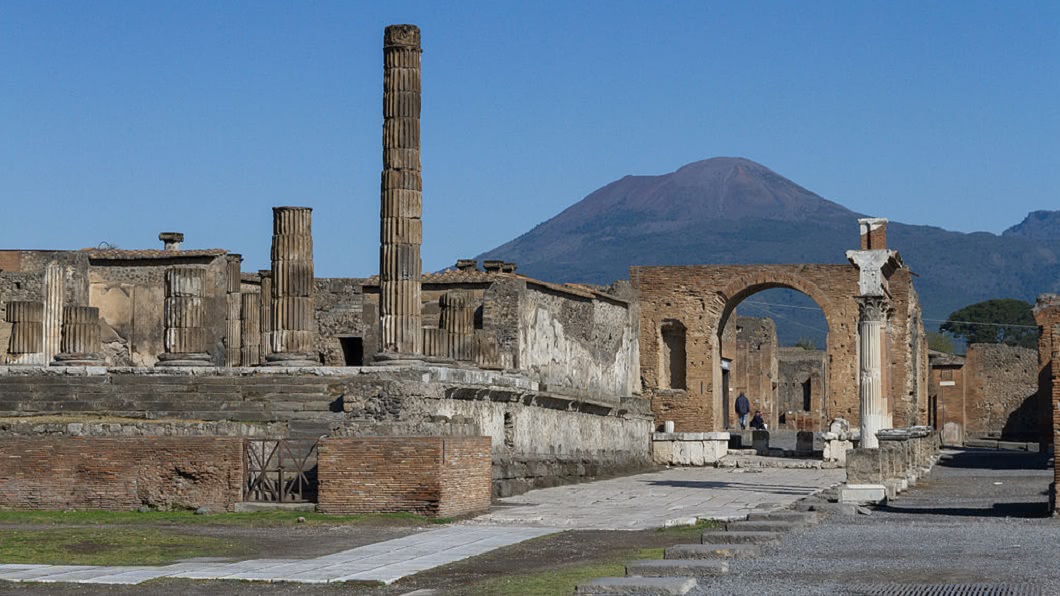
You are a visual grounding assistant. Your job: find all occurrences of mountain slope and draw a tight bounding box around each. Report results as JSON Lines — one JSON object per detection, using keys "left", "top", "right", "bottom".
{"left": 477, "top": 157, "right": 1060, "bottom": 332}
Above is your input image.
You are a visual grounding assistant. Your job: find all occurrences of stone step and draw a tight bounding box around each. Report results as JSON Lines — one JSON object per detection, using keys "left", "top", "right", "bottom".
{"left": 665, "top": 543, "right": 760, "bottom": 559}
{"left": 700, "top": 530, "right": 781, "bottom": 544}
{"left": 747, "top": 510, "right": 819, "bottom": 524}
{"left": 626, "top": 559, "right": 728, "bottom": 578}
{"left": 575, "top": 576, "right": 698, "bottom": 595}
{"left": 793, "top": 501, "right": 859, "bottom": 516}
{"left": 724, "top": 520, "right": 806, "bottom": 533}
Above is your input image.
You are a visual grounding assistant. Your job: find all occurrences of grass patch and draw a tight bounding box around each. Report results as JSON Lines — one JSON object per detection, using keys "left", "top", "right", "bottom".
{"left": 467, "top": 547, "right": 664, "bottom": 596}
{"left": 0, "top": 509, "right": 450, "bottom": 527}
{"left": 0, "top": 528, "right": 247, "bottom": 566}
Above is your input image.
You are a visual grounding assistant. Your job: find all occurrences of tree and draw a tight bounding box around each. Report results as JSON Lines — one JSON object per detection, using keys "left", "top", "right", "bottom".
{"left": 939, "top": 298, "right": 1038, "bottom": 349}
{"left": 926, "top": 331, "right": 955, "bottom": 353}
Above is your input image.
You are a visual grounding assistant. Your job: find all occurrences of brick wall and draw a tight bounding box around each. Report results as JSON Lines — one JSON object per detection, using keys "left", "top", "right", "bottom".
{"left": 317, "top": 436, "right": 491, "bottom": 518}
{"left": 0, "top": 436, "right": 243, "bottom": 511}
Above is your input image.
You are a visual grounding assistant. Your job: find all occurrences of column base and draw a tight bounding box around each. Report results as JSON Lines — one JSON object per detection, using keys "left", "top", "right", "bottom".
{"left": 371, "top": 352, "right": 426, "bottom": 366}
{"left": 264, "top": 352, "right": 319, "bottom": 367}
{"left": 51, "top": 353, "right": 105, "bottom": 366}
{"left": 156, "top": 352, "right": 213, "bottom": 367}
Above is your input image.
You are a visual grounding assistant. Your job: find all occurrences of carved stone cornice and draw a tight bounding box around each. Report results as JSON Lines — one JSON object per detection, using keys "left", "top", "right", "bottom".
{"left": 384, "top": 24, "right": 421, "bottom": 49}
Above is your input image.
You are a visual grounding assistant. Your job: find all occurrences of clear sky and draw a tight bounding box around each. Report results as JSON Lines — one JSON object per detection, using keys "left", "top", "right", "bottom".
{"left": 3, "top": 1, "right": 1057, "bottom": 277}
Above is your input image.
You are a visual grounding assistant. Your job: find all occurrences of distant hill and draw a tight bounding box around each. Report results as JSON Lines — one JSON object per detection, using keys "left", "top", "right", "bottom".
{"left": 477, "top": 157, "right": 1060, "bottom": 344}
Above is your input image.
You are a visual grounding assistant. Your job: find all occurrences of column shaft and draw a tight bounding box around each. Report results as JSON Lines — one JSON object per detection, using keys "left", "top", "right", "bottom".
{"left": 53, "top": 306, "right": 103, "bottom": 365}
{"left": 158, "top": 266, "right": 210, "bottom": 366}
{"left": 858, "top": 296, "right": 889, "bottom": 448}
{"left": 266, "top": 206, "right": 317, "bottom": 366}
{"left": 379, "top": 24, "right": 423, "bottom": 356}
{"left": 5, "top": 301, "right": 44, "bottom": 365}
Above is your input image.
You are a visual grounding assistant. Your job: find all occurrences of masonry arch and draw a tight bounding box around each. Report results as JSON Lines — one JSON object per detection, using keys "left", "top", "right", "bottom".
{"left": 631, "top": 264, "right": 865, "bottom": 432}
{"left": 713, "top": 275, "right": 837, "bottom": 431}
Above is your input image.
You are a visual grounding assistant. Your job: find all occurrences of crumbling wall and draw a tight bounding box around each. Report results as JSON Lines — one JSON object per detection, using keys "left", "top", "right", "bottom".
{"left": 777, "top": 347, "right": 827, "bottom": 429}
{"left": 0, "top": 251, "right": 90, "bottom": 364}
{"left": 889, "top": 268, "right": 928, "bottom": 427}
{"left": 963, "top": 343, "right": 1039, "bottom": 440}
{"left": 314, "top": 278, "right": 375, "bottom": 366}
{"left": 516, "top": 282, "right": 639, "bottom": 398}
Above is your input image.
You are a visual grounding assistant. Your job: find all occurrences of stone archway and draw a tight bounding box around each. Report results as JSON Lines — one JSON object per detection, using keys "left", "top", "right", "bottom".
{"left": 631, "top": 263, "right": 922, "bottom": 432}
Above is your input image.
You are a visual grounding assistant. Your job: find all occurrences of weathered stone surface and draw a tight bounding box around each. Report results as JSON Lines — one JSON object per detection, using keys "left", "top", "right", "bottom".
{"left": 665, "top": 543, "right": 760, "bottom": 559}
{"left": 626, "top": 559, "right": 728, "bottom": 578}
{"left": 700, "top": 530, "right": 781, "bottom": 544}
{"left": 266, "top": 207, "right": 316, "bottom": 366}
{"left": 576, "top": 577, "right": 698, "bottom": 595}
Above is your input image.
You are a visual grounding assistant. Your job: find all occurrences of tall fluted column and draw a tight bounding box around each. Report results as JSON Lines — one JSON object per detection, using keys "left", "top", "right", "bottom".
{"left": 258, "top": 270, "right": 273, "bottom": 363}
{"left": 858, "top": 296, "right": 889, "bottom": 449}
{"left": 224, "top": 254, "right": 242, "bottom": 367}
{"left": 440, "top": 291, "right": 474, "bottom": 361}
{"left": 266, "top": 206, "right": 317, "bottom": 366}
{"left": 5, "top": 301, "right": 44, "bottom": 365}
{"left": 42, "top": 262, "right": 63, "bottom": 364}
{"left": 157, "top": 266, "right": 211, "bottom": 366}
{"left": 53, "top": 306, "right": 103, "bottom": 366}
{"left": 379, "top": 24, "right": 423, "bottom": 357}
{"left": 240, "top": 292, "right": 261, "bottom": 366}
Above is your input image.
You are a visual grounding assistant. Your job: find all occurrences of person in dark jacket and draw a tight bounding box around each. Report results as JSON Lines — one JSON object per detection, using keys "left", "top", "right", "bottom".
{"left": 735, "top": 393, "right": 750, "bottom": 429}
{"left": 750, "top": 410, "right": 767, "bottom": 430}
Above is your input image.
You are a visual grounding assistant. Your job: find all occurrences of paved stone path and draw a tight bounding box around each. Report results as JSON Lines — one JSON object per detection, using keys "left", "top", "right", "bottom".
{"left": 0, "top": 466, "right": 842, "bottom": 586}
{"left": 474, "top": 466, "right": 844, "bottom": 529}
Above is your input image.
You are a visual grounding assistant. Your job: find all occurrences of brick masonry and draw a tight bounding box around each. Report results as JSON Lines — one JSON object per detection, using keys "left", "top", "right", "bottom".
{"left": 631, "top": 264, "right": 926, "bottom": 432}
{"left": 317, "top": 436, "right": 491, "bottom": 517}
{"left": 1032, "top": 295, "right": 1060, "bottom": 511}
{"left": 0, "top": 436, "right": 243, "bottom": 511}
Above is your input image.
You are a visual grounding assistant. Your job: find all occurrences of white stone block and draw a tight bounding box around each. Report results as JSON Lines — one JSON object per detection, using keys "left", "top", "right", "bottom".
{"left": 839, "top": 484, "right": 887, "bottom": 504}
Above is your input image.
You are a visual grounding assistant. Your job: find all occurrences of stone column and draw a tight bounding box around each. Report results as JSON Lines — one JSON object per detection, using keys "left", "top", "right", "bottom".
{"left": 240, "top": 292, "right": 261, "bottom": 366}
{"left": 53, "top": 306, "right": 103, "bottom": 366}
{"left": 858, "top": 296, "right": 889, "bottom": 449}
{"left": 157, "top": 266, "right": 211, "bottom": 366}
{"left": 258, "top": 270, "right": 273, "bottom": 362}
{"left": 42, "top": 262, "right": 63, "bottom": 364}
{"left": 379, "top": 24, "right": 423, "bottom": 357}
{"left": 5, "top": 301, "right": 44, "bottom": 365}
{"left": 440, "top": 290, "right": 474, "bottom": 361}
{"left": 224, "top": 254, "right": 242, "bottom": 367}
{"left": 266, "top": 206, "right": 317, "bottom": 366}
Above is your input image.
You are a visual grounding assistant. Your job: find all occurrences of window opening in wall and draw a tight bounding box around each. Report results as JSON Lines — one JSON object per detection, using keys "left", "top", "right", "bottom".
{"left": 338, "top": 336, "right": 364, "bottom": 366}
{"left": 660, "top": 320, "right": 687, "bottom": 390}
{"left": 802, "top": 378, "right": 812, "bottom": 411}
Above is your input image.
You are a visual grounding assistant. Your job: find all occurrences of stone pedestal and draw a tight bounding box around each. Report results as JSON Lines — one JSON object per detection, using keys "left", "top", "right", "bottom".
{"left": 5, "top": 301, "right": 44, "bottom": 365}
{"left": 53, "top": 306, "right": 104, "bottom": 366}
{"left": 265, "top": 207, "right": 317, "bottom": 367}
{"left": 157, "top": 266, "right": 211, "bottom": 366}
{"left": 857, "top": 296, "right": 888, "bottom": 449}
{"left": 379, "top": 24, "right": 424, "bottom": 358}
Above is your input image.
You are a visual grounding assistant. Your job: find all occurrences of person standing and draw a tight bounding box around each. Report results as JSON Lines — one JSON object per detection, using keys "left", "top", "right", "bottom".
{"left": 735, "top": 392, "right": 750, "bottom": 429}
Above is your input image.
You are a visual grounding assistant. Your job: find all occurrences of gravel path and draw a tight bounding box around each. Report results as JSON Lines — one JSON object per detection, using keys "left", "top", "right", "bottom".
{"left": 698, "top": 448, "right": 1060, "bottom": 595}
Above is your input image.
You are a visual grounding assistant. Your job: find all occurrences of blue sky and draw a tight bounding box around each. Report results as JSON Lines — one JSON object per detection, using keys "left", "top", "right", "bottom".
{"left": 2, "top": 1, "right": 1057, "bottom": 277}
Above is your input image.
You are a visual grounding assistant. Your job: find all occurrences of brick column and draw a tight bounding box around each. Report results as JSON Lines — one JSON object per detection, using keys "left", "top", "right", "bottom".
{"left": 858, "top": 295, "right": 889, "bottom": 449}
{"left": 53, "top": 306, "right": 103, "bottom": 366}
{"left": 379, "top": 24, "right": 423, "bottom": 357}
{"left": 157, "top": 266, "right": 211, "bottom": 366}
{"left": 240, "top": 292, "right": 261, "bottom": 366}
{"left": 4, "top": 301, "right": 44, "bottom": 365}
{"left": 224, "top": 254, "right": 242, "bottom": 367}
{"left": 266, "top": 206, "right": 317, "bottom": 366}
{"left": 440, "top": 290, "right": 474, "bottom": 361}
{"left": 258, "top": 270, "right": 273, "bottom": 362}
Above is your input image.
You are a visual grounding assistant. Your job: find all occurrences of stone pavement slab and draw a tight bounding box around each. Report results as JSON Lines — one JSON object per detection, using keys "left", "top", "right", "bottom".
{"left": 473, "top": 466, "right": 844, "bottom": 529}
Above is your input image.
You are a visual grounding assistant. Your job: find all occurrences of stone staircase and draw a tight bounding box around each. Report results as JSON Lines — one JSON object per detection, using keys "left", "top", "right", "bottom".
{"left": 574, "top": 510, "right": 820, "bottom": 595}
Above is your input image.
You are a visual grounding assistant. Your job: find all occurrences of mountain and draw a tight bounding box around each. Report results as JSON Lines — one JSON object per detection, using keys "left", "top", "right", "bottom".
{"left": 477, "top": 157, "right": 1060, "bottom": 342}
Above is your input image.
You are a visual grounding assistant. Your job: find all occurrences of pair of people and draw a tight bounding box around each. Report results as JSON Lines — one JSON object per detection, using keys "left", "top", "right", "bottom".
{"left": 734, "top": 392, "right": 767, "bottom": 430}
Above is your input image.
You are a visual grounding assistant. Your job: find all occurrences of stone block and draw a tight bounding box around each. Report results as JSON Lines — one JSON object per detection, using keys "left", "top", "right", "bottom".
{"left": 626, "top": 559, "right": 728, "bottom": 578}
{"left": 700, "top": 530, "right": 781, "bottom": 544}
{"left": 652, "top": 441, "right": 675, "bottom": 465}
{"left": 838, "top": 483, "right": 887, "bottom": 505}
{"left": 747, "top": 510, "right": 819, "bottom": 524}
{"left": 752, "top": 430, "right": 769, "bottom": 455}
{"left": 576, "top": 576, "right": 698, "bottom": 595}
{"left": 724, "top": 520, "right": 805, "bottom": 533}
{"left": 665, "top": 543, "right": 760, "bottom": 559}
{"left": 845, "top": 448, "right": 883, "bottom": 483}
{"left": 796, "top": 431, "right": 814, "bottom": 455}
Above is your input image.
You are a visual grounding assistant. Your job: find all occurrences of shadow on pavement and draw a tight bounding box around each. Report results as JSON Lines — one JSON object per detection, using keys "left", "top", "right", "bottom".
{"left": 645, "top": 480, "right": 812, "bottom": 495}
{"left": 938, "top": 448, "right": 1050, "bottom": 471}
{"left": 878, "top": 501, "right": 1050, "bottom": 518}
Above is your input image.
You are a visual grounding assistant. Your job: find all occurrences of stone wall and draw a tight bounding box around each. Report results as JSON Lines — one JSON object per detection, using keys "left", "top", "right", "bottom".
{"left": 0, "top": 365, "right": 653, "bottom": 497}
{"left": 1032, "top": 294, "right": 1060, "bottom": 512}
{"left": 0, "top": 436, "right": 243, "bottom": 511}
{"left": 777, "top": 347, "right": 826, "bottom": 430}
{"left": 314, "top": 278, "right": 375, "bottom": 366}
{"left": 888, "top": 269, "right": 929, "bottom": 427}
{"left": 723, "top": 317, "right": 777, "bottom": 427}
{"left": 317, "top": 436, "right": 491, "bottom": 517}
